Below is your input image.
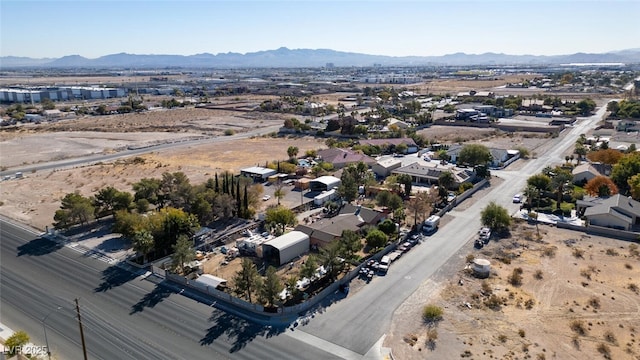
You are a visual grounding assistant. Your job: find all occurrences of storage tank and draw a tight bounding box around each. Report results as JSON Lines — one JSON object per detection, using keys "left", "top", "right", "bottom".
{"left": 472, "top": 258, "right": 491, "bottom": 278}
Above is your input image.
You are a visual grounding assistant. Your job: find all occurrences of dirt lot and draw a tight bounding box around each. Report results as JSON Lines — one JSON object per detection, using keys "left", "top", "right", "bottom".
{"left": 385, "top": 222, "right": 640, "bottom": 360}
{"left": 0, "top": 135, "right": 325, "bottom": 230}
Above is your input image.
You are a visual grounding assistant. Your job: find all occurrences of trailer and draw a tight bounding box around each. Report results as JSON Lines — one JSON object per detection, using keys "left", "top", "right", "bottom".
{"left": 422, "top": 215, "right": 441, "bottom": 234}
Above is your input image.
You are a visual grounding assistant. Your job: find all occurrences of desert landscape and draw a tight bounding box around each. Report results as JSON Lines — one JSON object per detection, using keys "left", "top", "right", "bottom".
{"left": 386, "top": 221, "right": 640, "bottom": 360}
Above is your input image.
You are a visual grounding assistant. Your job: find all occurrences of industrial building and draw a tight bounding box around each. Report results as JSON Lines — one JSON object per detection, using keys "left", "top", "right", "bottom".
{"left": 0, "top": 86, "right": 127, "bottom": 103}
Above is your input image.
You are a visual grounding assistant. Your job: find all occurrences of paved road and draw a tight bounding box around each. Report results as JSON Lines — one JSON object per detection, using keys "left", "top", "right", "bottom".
{"left": 293, "top": 102, "right": 612, "bottom": 354}
{"left": 0, "top": 221, "right": 342, "bottom": 360}
{"left": 0, "top": 124, "right": 282, "bottom": 177}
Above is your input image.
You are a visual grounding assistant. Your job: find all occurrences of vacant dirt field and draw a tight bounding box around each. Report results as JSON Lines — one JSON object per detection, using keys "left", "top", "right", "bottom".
{"left": 0, "top": 135, "right": 326, "bottom": 230}
{"left": 386, "top": 223, "right": 640, "bottom": 360}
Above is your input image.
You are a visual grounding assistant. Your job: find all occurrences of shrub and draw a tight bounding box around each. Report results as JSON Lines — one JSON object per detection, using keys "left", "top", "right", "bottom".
{"left": 603, "top": 330, "right": 617, "bottom": 344}
{"left": 588, "top": 296, "right": 601, "bottom": 309}
{"left": 597, "top": 343, "right": 611, "bottom": 359}
{"left": 498, "top": 334, "right": 507, "bottom": 343}
{"left": 542, "top": 246, "right": 556, "bottom": 258}
{"left": 625, "top": 263, "right": 633, "bottom": 270}
{"left": 570, "top": 320, "right": 588, "bottom": 336}
{"left": 508, "top": 267, "right": 524, "bottom": 286}
{"left": 481, "top": 281, "right": 492, "bottom": 295}
{"left": 533, "top": 269, "right": 544, "bottom": 280}
{"left": 605, "top": 248, "right": 619, "bottom": 256}
{"left": 224, "top": 129, "right": 235, "bottom": 136}
{"left": 525, "top": 299, "right": 535, "bottom": 309}
{"left": 422, "top": 304, "right": 443, "bottom": 323}
{"left": 629, "top": 283, "right": 639, "bottom": 294}
{"left": 518, "top": 329, "right": 526, "bottom": 338}
{"left": 572, "top": 248, "right": 585, "bottom": 259}
{"left": 485, "top": 294, "right": 503, "bottom": 310}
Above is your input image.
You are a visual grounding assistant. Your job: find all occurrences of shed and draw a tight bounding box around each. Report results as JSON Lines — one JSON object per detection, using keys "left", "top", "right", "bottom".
{"left": 310, "top": 176, "right": 341, "bottom": 192}
{"left": 240, "top": 166, "right": 277, "bottom": 181}
{"left": 262, "top": 231, "right": 310, "bottom": 266}
{"left": 194, "top": 274, "right": 228, "bottom": 290}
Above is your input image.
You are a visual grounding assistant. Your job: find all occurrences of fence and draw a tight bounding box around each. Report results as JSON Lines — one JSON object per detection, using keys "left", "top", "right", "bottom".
{"left": 436, "top": 178, "right": 489, "bottom": 217}
{"left": 557, "top": 222, "right": 640, "bottom": 241}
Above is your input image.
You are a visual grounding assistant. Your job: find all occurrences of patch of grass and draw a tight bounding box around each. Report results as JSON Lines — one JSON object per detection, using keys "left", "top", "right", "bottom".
{"left": 629, "top": 243, "right": 639, "bottom": 257}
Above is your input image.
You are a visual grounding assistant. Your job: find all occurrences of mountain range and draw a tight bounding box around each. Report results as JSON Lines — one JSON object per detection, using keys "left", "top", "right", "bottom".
{"left": 2, "top": 47, "right": 640, "bottom": 68}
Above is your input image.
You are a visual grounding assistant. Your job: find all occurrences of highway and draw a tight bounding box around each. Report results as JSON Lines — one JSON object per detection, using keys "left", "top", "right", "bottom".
{"left": 0, "top": 124, "right": 282, "bottom": 177}
{"left": 0, "top": 221, "right": 341, "bottom": 360}
{"left": 0, "top": 102, "right": 610, "bottom": 358}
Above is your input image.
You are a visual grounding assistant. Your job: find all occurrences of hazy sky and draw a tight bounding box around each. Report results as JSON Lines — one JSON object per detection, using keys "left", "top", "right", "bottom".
{"left": 2, "top": 0, "right": 639, "bottom": 58}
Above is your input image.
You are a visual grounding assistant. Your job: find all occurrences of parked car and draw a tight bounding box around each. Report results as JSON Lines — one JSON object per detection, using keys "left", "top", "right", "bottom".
{"left": 262, "top": 195, "right": 271, "bottom": 201}
{"left": 512, "top": 194, "right": 522, "bottom": 203}
{"left": 479, "top": 227, "right": 491, "bottom": 244}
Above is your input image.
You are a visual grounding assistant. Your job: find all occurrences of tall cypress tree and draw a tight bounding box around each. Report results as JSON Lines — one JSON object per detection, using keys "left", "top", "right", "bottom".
{"left": 243, "top": 185, "right": 249, "bottom": 217}
{"left": 214, "top": 173, "right": 219, "bottom": 193}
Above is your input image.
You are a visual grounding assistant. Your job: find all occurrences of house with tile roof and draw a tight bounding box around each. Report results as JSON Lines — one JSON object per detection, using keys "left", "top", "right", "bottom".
{"left": 316, "top": 148, "right": 377, "bottom": 169}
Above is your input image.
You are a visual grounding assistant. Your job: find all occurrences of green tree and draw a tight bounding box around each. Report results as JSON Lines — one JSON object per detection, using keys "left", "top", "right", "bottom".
{"left": 319, "top": 240, "right": 346, "bottom": 281}
{"left": 265, "top": 206, "right": 297, "bottom": 235}
{"left": 611, "top": 152, "right": 640, "bottom": 194}
{"left": 155, "top": 207, "right": 199, "bottom": 256}
{"left": 458, "top": 144, "right": 492, "bottom": 166}
{"left": 438, "top": 171, "right": 455, "bottom": 191}
{"left": 113, "top": 210, "right": 145, "bottom": 238}
{"left": 378, "top": 219, "right": 397, "bottom": 236}
{"left": 396, "top": 173, "right": 413, "bottom": 197}
{"left": 366, "top": 229, "right": 388, "bottom": 250}
{"left": 133, "top": 177, "right": 162, "bottom": 205}
{"left": 376, "top": 190, "right": 392, "bottom": 208}
{"left": 273, "top": 182, "right": 286, "bottom": 206}
{"left": 340, "top": 229, "right": 363, "bottom": 263}
{"left": 287, "top": 146, "right": 299, "bottom": 159}
{"left": 132, "top": 229, "right": 155, "bottom": 263}
{"left": 171, "top": 234, "right": 195, "bottom": 274}
{"left": 233, "top": 258, "right": 261, "bottom": 303}
{"left": 337, "top": 168, "right": 358, "bottom": 203}
{"left": 527, "top": 173, "right": 552, "bottom": 191}
{"left": 550, "top": 168, "right": 573, "bottom": 210}
{"left": 260, "top": 266, "right": 284, "bottom": 307}
{"left": 480, "top": 202, "right": 511, "bottom": 232}
{"left": 629, "top": 174, "right": 640, "bottom": 201}
{"left": 576, "top": 98, "right": 596, "bottom": 116}
{"left": 4, "top": 330, "right": 30, "bottom": 356}
{"left": 574, "top": 144, "right": 587, "bottom": 165}
{"left": 53, "top": 192, "right": 95, "bottom": 229}
{"left": 300, "top": 254, "right": 318, "bottom": 280}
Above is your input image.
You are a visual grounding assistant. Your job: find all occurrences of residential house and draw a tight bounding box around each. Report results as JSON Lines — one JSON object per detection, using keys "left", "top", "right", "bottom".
{"left": 372, "top": 158, "right": 403, "bottom": 178}
{"left": 446, "top": 144, "right": 519, "bottom": 168}
{"left": 572, "top": 163, "right": 603, "bottom": 184}
{"left": 295, "top": 204, "right": 386, "bottom": 247}
{"left": 391, "top": 162, "right": 476, "bottom": 188}
{"left": 316, "top": 148, "right": 376, "bottom": 169}
{"left": 386, "top": 118, "right": 410, "bottom": 129}
{"left": 577, "top": 194, "right": 640, "bottom": 231}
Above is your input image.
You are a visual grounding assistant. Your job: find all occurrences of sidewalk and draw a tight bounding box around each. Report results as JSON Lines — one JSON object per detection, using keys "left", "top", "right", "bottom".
{"left": 514, "top": 209, "right": 584, "bottom": 226}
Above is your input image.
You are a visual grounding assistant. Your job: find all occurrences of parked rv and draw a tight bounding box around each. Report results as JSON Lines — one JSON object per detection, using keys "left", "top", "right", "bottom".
{"left": 422, "top": 215, "right": 441, "bottom": 234}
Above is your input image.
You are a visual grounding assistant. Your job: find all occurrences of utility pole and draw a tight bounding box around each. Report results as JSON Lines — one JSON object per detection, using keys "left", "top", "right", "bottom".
{"left": 75, "top": 298, "right": 88, "bottom": 360}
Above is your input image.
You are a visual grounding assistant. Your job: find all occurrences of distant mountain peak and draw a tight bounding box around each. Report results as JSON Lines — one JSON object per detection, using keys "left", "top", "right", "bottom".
{"left": 1, "top": 48, "right": 639, "bottom": 68}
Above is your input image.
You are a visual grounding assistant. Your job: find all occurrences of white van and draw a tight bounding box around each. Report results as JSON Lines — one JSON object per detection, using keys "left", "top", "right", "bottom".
{"left": 422, "top": 215, "right": 441, "bottom": 234}
{"left": 378, "top": 255, "right": 391, "bottom": 274}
